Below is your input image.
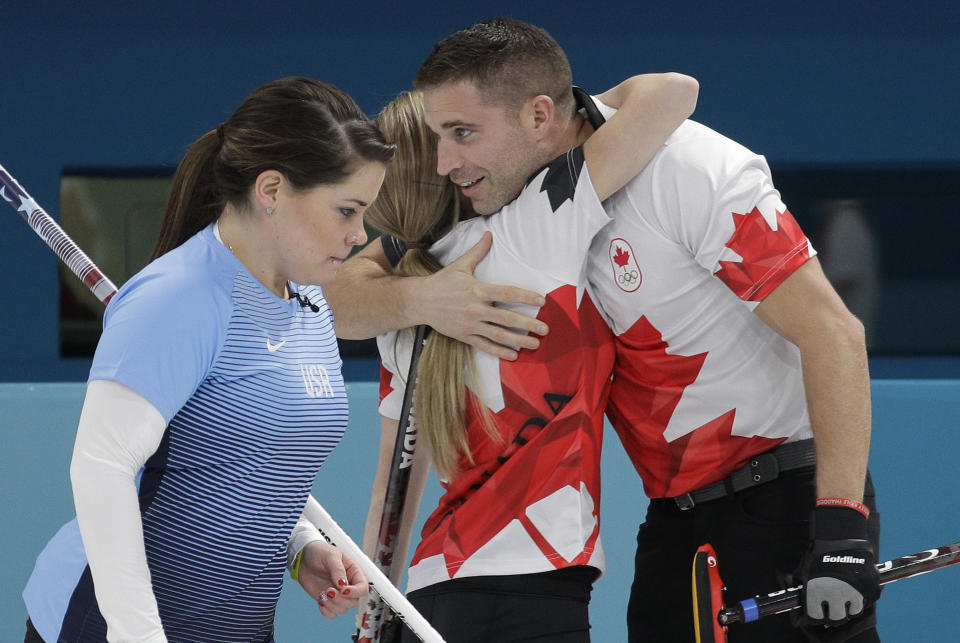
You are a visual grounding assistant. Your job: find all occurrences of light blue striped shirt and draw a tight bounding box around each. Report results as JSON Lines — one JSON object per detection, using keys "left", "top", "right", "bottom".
{"left": 24, "top": 224, "right": 347, "bottom": 642}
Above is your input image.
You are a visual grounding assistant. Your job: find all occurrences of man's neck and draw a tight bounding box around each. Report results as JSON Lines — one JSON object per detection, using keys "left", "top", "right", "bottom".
{"left": 552, "top": 111, "right": 594, "bottom": 157}
{"left": 573, "top": 112, "right": 595, "bottom": 146}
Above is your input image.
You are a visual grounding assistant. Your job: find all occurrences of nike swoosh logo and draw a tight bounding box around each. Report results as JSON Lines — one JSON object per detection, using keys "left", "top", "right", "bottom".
{"left": 266, "top": 338, "right": 287, "bottom": 352}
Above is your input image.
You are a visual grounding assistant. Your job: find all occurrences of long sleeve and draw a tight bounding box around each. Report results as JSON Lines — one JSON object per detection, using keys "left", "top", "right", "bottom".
{"left": 70, "top": 379, "right": 168, "bottom": 643}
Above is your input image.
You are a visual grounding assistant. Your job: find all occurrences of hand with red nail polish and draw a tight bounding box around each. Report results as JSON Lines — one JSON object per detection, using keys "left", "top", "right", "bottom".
{"left": 294, "top": 541, "right": 369, "bottom": 619}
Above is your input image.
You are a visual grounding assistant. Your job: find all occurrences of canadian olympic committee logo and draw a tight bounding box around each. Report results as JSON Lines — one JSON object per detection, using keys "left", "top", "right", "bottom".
{"left": 609, "top": 238, "right": 641, "bottom": 293}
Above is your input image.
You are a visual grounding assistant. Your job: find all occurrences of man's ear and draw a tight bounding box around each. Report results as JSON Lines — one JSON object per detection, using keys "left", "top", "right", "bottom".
{"left": 527, "top": 94, "right": 556, "bottom": 141}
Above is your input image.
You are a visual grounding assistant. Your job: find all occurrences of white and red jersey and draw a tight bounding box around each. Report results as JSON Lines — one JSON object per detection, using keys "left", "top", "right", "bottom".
{"left": 378, "top": 147, "right": 615, "bottom": 592}
{"left": 584, "top": 111, "right": 816, "bottom": 499}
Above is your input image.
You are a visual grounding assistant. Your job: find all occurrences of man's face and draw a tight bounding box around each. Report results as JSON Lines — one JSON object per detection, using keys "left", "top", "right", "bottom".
{"left": 422, "top": 80, "right": 545, "bottom": 215}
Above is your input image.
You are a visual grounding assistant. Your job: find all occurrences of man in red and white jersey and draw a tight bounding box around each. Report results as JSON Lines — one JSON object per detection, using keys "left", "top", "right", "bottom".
{"left": 580, "top": 103, "right": 879, "bottom": 642}
{"left": 328, "top": 18, "right": 880, "bottom": 643}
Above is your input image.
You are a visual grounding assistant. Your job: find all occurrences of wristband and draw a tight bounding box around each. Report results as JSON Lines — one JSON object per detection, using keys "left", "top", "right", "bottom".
{"left": 816, "top": 496, "right": 870, "bottom": 519}
{"left": 290, "top": 548, "right": 305, "bottom": 582}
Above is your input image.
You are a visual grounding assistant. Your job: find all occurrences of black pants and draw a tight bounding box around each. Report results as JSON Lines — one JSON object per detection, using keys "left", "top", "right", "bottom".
{"left": 399, "top": 566, "right": 598, "bottom": 643}
{"left": 25, "top": 619, "right": 44, "bottom": 643}
{"left": 627, "top": 468, "right": 881, "bottom": 643}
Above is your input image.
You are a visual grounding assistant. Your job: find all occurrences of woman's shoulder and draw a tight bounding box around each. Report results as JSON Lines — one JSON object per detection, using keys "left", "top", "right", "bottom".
{"left": 107, "top": 231, "right": 235, "bottom": 325}
{"left": 428, "top": 217, "right": 490, "bottom": 266}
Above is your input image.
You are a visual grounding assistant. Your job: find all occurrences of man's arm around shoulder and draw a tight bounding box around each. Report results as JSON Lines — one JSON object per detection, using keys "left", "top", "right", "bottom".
{"left": 325, "top": 238, "right": 419, "bottom": 340}
{"left": 325, "top": 232, "right": 549, "bottom": 361}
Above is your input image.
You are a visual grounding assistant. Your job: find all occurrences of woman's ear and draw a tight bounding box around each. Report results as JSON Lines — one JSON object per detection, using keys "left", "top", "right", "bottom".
{"left": 253, "top": 170, "right": 283, "bottom": 213}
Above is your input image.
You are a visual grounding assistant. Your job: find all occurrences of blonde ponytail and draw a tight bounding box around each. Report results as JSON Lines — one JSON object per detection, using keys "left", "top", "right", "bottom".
{"left": 369, "top": 91, "right": 498, "bottom": 478}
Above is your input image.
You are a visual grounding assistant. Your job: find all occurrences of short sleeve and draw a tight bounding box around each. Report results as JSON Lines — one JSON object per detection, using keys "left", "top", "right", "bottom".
{"left": 708, "top": 166, "right": 815, "bottom": 303}
{"left": 88, "top": 268, "right": 231, "bottom": 423}
{"left": 638, "top": 135, "right": 816, "bottom": 305}
{"left": 376, "top": 329, "right": 412, "bottom": 421}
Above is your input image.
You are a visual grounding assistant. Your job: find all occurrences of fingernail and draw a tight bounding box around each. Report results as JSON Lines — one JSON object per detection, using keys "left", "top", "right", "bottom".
{"left": 343, "top": 588, "right": 351, "bottom": 595}
{"left": 537, "top": 323, "right": 548, "bottom": 334}
{"left": 326, "top": 589, "right": 337, "bottom": 599}
{"left": 337, "top": 578, "right": 348, "bottom": 587}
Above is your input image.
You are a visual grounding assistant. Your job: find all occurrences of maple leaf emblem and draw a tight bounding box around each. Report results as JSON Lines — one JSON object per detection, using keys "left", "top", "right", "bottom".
{"left": 715, "top": 206, "right": 811, "bottom": 301}
{"left": 609, "top": 237, "right": 642, "bottom": 292}
{"left": 613, "top": 245, "right": 630, "bottom": 268}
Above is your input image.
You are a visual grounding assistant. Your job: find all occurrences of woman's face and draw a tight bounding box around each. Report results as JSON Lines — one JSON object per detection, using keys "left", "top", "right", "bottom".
{"left": 272, "top": 161, "right": 386, "bottom": 287}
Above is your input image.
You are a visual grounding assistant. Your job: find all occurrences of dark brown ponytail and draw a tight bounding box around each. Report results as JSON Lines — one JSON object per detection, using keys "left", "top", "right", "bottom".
{"left": 151, "top": 130, "right": 222, "bottom": 260}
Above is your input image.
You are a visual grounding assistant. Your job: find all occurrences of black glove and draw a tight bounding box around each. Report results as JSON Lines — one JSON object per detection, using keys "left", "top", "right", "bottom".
{"left": 799, "top": 505, "right": 880, "bottom": 628}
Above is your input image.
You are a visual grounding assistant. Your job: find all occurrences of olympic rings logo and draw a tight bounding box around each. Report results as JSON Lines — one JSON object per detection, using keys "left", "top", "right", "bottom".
{"left": 609, "top": 237, "right": 642, "bottom": 292}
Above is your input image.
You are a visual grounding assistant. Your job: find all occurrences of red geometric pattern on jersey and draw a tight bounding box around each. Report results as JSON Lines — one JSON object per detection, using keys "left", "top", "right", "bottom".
{"left": 716, "top": 206, "right": 811, "bottom": 302}
{"left": 607, "top": 315, "right": 786, "bottom": 497}
{"left": 378, "top": 363, "right": 393, "bottom": 403}
{"left": 411, "top": 285, "right": 614, "bottom": 577}
{"left": 377, "top": 362, "right": 393, "bottom": 402}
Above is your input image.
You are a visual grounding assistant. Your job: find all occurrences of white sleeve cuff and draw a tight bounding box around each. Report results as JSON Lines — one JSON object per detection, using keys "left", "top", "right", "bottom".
{"left": 287, "top": 513, "right": 325, "bottom": 568}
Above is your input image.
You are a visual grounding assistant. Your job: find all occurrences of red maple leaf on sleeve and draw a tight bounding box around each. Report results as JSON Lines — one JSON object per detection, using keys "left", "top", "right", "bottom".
{"left": 613, "top": 245, "right": 631, "bottom": 268}
{"left": 715, "top": 207, "right": 812, "bottom": 302}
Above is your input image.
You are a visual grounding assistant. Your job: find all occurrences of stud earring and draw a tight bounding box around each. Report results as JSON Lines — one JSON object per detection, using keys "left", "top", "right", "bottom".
{"left": 266, "top": 207, "right": 274, "bottom": 215}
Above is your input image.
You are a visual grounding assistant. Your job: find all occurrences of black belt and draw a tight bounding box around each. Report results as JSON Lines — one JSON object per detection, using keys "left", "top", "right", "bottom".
{"left": 670, "top": 439, "right": 816, "bottom": 510}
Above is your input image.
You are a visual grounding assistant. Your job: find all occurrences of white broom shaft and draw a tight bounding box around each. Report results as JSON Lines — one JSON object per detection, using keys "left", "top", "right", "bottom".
{"left": 303, "top": 496, "right": 445, "bottom": 642}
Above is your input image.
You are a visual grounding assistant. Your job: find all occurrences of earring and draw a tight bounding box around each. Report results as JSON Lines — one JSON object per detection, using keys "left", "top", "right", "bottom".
{"left": 266, "top": 207, "right": 274, "bottom": 215}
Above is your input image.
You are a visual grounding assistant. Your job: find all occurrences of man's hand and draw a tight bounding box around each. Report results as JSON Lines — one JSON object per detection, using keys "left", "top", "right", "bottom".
{"left": 799, "top": 505, "right": 880, "bottom": 630}
{"left": 418, "top": 231, "right": 549, "bottom": 360}
{"left": 297, "top": 540, "right": 369, "bottom": 619}
{"left": 327, "top": 232, "right": 548, "bottom": 359}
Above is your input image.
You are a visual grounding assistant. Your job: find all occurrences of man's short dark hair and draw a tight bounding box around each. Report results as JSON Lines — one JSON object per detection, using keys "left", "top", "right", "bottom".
{"left": 414, "top": 18, "right": 574, "bottom": 116}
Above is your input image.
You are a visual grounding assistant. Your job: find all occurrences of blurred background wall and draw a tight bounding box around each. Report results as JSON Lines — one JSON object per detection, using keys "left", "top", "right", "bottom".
{"left": 1, "top": 1, "right": 959, "bottom": 381}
